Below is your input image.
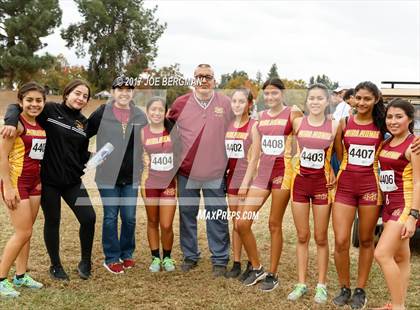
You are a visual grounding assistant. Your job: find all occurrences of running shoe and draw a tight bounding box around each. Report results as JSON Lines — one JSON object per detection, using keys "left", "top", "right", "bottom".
{"left": 287, "top": 283, "right": 308, "bottom": 301}
{"left": 0, "top": 279, "right": 20, "bottom": 298}
{"left": 225, "top": 262, "right": 241, "bottom": 278}
{"left": 77, "top": 260, "right": 92, "bottom": 280}
{"left": 103, "top": 262, "right": 124, "bottom": 274}
{"left": 212, "top": 265, "right": 226, "bottom": 278}
{"left": 162, "top": 257, "right": 175, "bottom": 272}
{"left": 238, "top": 261, "right": 252, "bottom": 282}
{"left": 122, "top": 259, "right": 135, "bottom": 270}
{"left": 333, "top": 286, "right": 352, "bottom": 306}
{"left": 314, "top": 284, "right": 328, "bottom": 304}
{"left": 13, "top": 274, "right": 43, "bottom": 289}
{"left": 260, "top": 272, "right": 279, "bottom": 292}
{"left": 149, "top": 257, "right": 161, "bottom": 273}
{"left": 180, "top": 259, "right": 197, "bottom": 272}
{"left": 242, "top": 266, "right": 265, "bottom": 286}
{"left": 49, "top": 265, "right": 70, "bottom": 280}
{"left": 350, "top": 288, "right": 367, "bottom": 309}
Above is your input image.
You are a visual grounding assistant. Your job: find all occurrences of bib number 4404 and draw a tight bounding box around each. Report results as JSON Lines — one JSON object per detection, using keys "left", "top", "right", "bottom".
{"left": 151, "top": 153, "right": 173, "bottom": 171}
{"left": 29, "top": 138, "right": 46, "bottom": 160}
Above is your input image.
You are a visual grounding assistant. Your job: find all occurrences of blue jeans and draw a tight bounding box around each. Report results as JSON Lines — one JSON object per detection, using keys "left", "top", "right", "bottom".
{"left": 98, "top": 184, "right": 138, "bottom": 264}
{"left": 177, "top": 175, "right": 230, "bottom": 266}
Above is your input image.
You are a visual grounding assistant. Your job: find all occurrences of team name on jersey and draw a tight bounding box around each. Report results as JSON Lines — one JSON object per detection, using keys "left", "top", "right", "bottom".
{"left": 259, "top": 119, "right": 287, "bottom": 127}
{"left": 26, "top": 129, "right": 46, "bottom": 137}
{"left": 145, "top": 135, "right": 171, "bottom": 145}
{"left": 298, "top": 130, "right": 331, "bottom": 140}
{"left": 380, "top": 149, "right": 401, "bottom": 160}
{"left": 345, "top": 129, "right": 379, "bottom": 138}
{"left": 226, "top": 131, "right": 248, "bottom": 140}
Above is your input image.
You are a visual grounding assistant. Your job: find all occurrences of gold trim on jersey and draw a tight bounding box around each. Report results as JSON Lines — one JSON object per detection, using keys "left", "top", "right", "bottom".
{"left": 259, "top": 119, "right": 287, "bottom": 127}
{"left": 8, "top": 137, "right": 25, "bottom": 188}
{"left": 281, "top": 133, "right": 293, "bottom": 190}
{"left": 379, "top": 149, "right": 401, "bottom": 160}
{"left": 298, "top": 130, "right": 332, "bottom": 140}
{"left": 145, "top": 135, "right": 171, "bottom": 146}
{"left": 225, "top": 131, "right": 248, "bottom": 140}
{"left": 140, "top": 152, "right": 150, "bottom": 198}
{"left": 344, "top": 129, "right": 380, "bottom": 138}
{"left": 25, "top": 129, "right": 46, "bottom": 137}
{"left": 398, "top": 163, "right": 413, "bottom": 224}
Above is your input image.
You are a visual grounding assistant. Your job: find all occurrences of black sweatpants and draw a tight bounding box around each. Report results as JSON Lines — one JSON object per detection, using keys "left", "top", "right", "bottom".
{"left": 41, "top": 182, "right": 96, "bottom": 266}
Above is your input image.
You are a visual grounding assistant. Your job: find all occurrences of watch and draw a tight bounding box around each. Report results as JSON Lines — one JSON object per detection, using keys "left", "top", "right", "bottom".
{"left": 409, "top": 209, "right": 419, "bottom": 220}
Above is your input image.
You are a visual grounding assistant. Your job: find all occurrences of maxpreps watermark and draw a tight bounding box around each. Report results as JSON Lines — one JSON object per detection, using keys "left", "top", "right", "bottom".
{"left": 197, "top": 209, "right": 259, "bottom": 221}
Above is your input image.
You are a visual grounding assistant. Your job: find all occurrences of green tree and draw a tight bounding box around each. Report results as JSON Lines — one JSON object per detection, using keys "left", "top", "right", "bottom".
{"left": 136, "top": 63, "right": 190, "bottom": 107}
{"left": 0, "top": 0, "right": 62, "bottom": 88}
{"left": 266, "top": 63, "right": 279, "bottom": 80}
{"left": 34, "top": 54, "right": 89, "bottom": 94}
{"left": 218, "top": 70, "right": 249, "bottom": 89}
{"left": 61, "top": 0, "right": 166, "bottom": 90}
{"left": 255, "top": 70, "right": 262, "bottom": 86}
{"left": 309, "top": 74, "right": 339, "bottom": 90}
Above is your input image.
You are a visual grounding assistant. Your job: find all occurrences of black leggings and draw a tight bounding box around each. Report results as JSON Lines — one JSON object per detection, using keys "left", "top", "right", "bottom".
{"left": 41, "top": 182, "right": 96, "bottom": 266}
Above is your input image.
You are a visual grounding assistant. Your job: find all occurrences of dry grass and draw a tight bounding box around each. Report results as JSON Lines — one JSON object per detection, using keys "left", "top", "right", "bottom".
{"left": 1, "top": 92, "right": 420, "bottom": 309}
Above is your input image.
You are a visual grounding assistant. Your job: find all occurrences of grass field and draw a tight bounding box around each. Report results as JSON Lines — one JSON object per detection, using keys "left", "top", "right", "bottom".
{"left": 0, "top": 91, "right": 419, "bottom": 309}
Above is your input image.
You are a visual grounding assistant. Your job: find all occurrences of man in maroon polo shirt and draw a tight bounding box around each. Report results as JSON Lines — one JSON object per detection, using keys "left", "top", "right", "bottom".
{"left": 167, "top": 64, "right": 233, "bottom": 276}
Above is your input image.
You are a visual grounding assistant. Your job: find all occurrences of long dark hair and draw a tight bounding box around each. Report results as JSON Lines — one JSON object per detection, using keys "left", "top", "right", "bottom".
{"left": 63, "top": 79, "right": 91, "bottom": 103}
{"left": 146, "top": 96, "right": 174, "bottom": 132}
{"left": 386, "top": 98, "right": 415, "bottom": 134}
{"left": 354, "top": 81, "right": 386, "bottom": 136}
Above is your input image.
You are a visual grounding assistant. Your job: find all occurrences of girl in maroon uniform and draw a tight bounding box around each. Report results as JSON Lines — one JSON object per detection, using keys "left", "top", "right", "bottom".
{"left": 141, "top": 97, "right": 177, "bottom": 272}
{"left": 332, "top": 81, "right": 386, "bottom": 309}
{"left": 374, "top": 99, "right": 419, "bottom": 310}
{"left": 236, "top": 78, "right": 302, "bottom": 291}
{"left": 288, "top": 84, "right": 338, "bottom": 303}
{"left": 0, "top": 82, "right": 46, "bottom": 298}
{"left": 224, "top": 89, "right": 259, "bottom": 278}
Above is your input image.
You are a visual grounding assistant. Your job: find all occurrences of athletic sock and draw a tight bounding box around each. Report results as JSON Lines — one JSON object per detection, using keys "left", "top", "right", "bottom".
{"left": 233, "top": 261, "right": 241, "bottom": 268}
{"left": 151, "top": 249, "right": 160, "bottom": 259}
{"left": 15, "top": 273, "right": 25, "bottom": 279}
{"left": 163, "top": 249, "right": 172, "bottom": 259}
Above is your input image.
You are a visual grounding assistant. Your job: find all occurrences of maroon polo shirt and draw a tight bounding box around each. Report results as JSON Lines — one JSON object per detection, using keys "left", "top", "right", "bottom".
{"left": 168, "top": 92, "right": 233, "bottom": 181}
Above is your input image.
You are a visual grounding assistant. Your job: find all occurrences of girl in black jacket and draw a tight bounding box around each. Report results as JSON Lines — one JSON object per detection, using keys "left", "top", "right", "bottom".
{"left": 2, "top": 79, "right": 96, "bottom": 281}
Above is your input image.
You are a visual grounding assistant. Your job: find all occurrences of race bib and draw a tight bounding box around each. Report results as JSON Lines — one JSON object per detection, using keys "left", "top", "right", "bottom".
{"left": 225, "top": 140, "right": 245, "bottom": 159}
{"left": 261, "top": 135, "right": 285, "bottom": 156}
{"left": 29, "top": 138, "right": 46, "bottom": 160}
{"left": 151, "top": 153, "right": 173, "bottom": 171}
{"left": 379, "top": 170, "right": 398, "bottom": 192}
{"left": 300, "top": 147, "right": 325, "bottom": 169}
{"left": 348, "top": 144, "right": 375, "bottom": 166}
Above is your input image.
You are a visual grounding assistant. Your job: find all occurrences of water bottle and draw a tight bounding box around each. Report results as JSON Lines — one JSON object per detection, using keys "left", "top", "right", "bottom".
{"left": 86, "top": 142, "right": 115, "bottom": 169}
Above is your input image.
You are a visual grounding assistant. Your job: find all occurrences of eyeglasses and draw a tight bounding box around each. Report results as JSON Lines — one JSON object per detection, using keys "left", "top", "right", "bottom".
{"left": 195, "top": 75, "right": 214, "bottom": 81}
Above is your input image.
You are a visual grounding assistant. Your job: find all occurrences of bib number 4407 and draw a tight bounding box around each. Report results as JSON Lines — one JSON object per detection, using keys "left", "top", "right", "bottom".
{"left": 348, "top": 144, "right": 375, "bottom": 166}
{"left": 261, "top": 135, "right": 285, "bottom": 156}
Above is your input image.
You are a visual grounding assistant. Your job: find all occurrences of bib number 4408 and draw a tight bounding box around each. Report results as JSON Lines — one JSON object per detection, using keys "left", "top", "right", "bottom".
{"left": 261, "top": 135, "right": 285, "bottom": 156}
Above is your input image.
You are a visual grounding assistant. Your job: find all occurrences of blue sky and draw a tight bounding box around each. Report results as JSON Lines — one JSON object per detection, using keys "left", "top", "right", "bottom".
{"left": 41, "top": 0, "right": 420, "bottom": 88}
